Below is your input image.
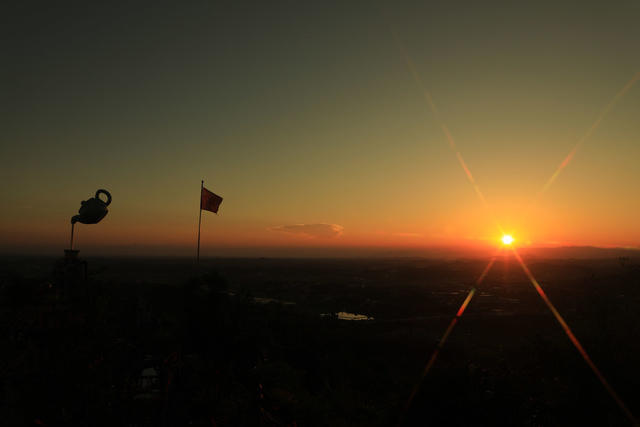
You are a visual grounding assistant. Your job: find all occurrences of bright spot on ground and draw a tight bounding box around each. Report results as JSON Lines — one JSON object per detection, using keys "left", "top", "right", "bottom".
{"left": 502, "top": 235, "right": 514, "bottom": 245}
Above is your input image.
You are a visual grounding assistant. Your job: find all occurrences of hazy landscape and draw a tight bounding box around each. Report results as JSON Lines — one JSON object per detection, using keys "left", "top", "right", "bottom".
{"left": 2, "top": 254, "right": 638, "bottom": 426}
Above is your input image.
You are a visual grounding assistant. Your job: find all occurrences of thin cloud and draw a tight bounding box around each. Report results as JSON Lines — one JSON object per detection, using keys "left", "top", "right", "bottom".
{"left": 270, "top": 223, "right": 344, "bottom": 239}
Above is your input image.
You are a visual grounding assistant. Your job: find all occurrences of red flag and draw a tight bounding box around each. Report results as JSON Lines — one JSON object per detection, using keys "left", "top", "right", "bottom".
{"left": 201, "top": 187, "right": 223, "bottom": 213}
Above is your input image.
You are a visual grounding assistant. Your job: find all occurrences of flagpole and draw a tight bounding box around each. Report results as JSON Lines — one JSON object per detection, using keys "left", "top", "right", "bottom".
{"left": 197, "top": 180, "right": 203, "bottom": 264}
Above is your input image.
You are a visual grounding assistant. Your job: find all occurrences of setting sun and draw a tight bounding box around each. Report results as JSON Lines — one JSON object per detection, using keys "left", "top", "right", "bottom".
{"left": 502, "top": 235, "right": 514, "bottom": 245}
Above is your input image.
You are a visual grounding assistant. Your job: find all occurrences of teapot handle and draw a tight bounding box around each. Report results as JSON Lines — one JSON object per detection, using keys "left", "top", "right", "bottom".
{"left": 95, "top": 189, "right": 112, "bottom": 206}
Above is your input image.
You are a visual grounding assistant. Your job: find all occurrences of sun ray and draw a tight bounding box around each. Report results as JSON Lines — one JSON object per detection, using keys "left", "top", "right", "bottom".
{"left": 398, "top": 254, "right": 498, "bottom": 426}
{"left": 536, "top": 72, "right": 640, "bottom": 200}
{"left": 511, "top": 247, "right": 637, "bottom": 424}
{"left": 389, "top": 23, "right": 638, "bottom": 426}
{"left": 392, "top": 32, "right": 505, "bottom": 235}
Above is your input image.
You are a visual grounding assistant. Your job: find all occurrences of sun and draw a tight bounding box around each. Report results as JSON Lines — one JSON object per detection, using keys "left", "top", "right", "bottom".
{"left": 501, "top": 234, "right": 514, "bottom": 245}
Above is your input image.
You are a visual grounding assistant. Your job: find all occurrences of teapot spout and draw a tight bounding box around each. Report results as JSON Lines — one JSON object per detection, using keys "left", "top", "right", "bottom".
{"left": 71, "top": 215, "right": 81, "bottom": 224}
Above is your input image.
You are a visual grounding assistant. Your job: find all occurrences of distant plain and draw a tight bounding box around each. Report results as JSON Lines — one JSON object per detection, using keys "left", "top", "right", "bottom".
{"left": 1, "top": 255, "right": 638, "bottom": 425}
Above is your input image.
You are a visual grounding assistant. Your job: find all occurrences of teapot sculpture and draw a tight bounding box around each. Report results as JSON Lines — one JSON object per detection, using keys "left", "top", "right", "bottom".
{"left": 72, "top": 189, "right": 112, "bottom": 224}
{"left": 69, "top": 189, "right": 112, "bottom": 250}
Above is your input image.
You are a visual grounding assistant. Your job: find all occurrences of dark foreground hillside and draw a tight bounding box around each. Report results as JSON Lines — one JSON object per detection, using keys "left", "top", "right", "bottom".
{"left": 1, "top": 255, "right": 639, "bottom": 426}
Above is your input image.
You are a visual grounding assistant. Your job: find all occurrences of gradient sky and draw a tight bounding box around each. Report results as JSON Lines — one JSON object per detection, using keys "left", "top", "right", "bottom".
{"left": 2, "top": 1, "right": 639, "bottom": 256}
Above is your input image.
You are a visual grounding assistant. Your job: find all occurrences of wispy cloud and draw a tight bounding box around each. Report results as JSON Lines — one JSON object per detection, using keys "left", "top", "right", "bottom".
{"left": 270, "top": 223, "right": 344, "bottom": 239}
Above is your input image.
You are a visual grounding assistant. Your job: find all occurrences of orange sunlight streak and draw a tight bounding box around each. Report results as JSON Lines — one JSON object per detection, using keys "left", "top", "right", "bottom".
{"left": 398, "top": 254, "right": 498, "bottom": 426}
{"left": 511, "top": 247, "right": 637, "bottom": 424}
{"left": 392, "top": 32, "right": 505, "bottom": 236}
{"left": 536, "top": 71, "right": 640, "bottom": 200}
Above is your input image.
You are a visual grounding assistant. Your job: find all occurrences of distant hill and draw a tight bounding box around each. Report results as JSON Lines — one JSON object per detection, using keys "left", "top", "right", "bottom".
{"left": 518, "top": 245, "right": 640, "bottom": 259}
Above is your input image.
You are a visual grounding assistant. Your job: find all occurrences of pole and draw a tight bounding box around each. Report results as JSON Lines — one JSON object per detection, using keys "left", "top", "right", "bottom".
{"left": 196, "top": 180, "right": 203, "bottom": 264}
{"left": 70, "top": 222, "right": 75, "bottom": 250}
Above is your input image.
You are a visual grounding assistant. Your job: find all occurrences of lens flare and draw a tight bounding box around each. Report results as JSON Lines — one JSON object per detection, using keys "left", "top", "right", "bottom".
{"left": 535, "top": 71, "right": 640, "bottom": 201}
{"left": 511, "top": 247, "right": 636, "bottom": 424}
{"left": 398, "top": 255, "right": 498, "bottom": 426}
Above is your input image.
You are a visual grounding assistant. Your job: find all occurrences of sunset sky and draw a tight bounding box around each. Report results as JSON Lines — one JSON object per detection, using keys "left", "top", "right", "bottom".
{"left": 2, "top": 1, "right": 639, "bottom": 256}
